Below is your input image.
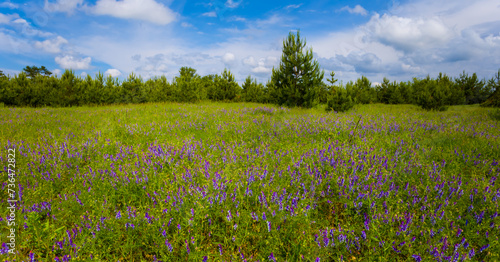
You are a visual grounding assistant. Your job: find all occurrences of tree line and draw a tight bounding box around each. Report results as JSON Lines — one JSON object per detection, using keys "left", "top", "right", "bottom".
{"left": 0, "top": 31, "right": 499, "bottom": 110}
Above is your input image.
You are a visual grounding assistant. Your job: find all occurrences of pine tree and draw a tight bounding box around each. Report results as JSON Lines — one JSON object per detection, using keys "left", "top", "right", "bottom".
{"left": 481, "top": 69, "right": 500, "bottom": 107}
{"left": 271, "top": 30, "right": 324, "bottom": 108}
{"left": 174, "top": 67, "right": 201, "bottom": 103}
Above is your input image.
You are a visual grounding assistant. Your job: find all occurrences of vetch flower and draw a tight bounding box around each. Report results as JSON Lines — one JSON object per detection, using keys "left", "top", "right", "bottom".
{"left": 165, "top": 239, "right": 173, "bottom": 252}
{"left": 411, "top": 254, "right": 421, "bottom": 262}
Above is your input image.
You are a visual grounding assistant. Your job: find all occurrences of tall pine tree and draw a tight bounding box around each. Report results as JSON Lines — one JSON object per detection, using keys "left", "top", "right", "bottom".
{"left": 271, "top": 30, "right": 324, "bottom": 108}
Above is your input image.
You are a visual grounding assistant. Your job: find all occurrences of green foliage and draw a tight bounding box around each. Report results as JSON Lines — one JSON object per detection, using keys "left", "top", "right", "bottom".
{"left": 352, "top": 75, "right": 376, "bottom": 104}
{"left": 23, "top": 65, "right": 52, "bottom": 78}
{"left": 121, "top": 73, "right": 146, "bottom": 104}
{"left": 210, "top": 69, "right": 241, "bottom": 102}
{"left": 326, "top": 85, "right": 354, "bottom": 112}
{"left": 481, "top": 69, "right": 500, "bottom": 107}
{"left": 241, "top": 75, "right": 265, "bottom": 103}
{"left": 488, "top": 108, "right": 500, "bottom": 121}
{"left": 271, "top": 30, "right": 324, "bottom": 108}
{"left": 455, "top": 71, "right": 489, "bottom": 104}
{"left": 174, "top": 67, "right": 202, "bottom": 103}
{"left": 415, "top": 75, "right": 451, "bottom": 111}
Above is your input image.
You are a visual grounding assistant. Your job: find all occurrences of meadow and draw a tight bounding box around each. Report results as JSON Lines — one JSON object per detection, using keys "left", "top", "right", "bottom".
{"left": 0, "top": 102, "right": 499, "bottom": 261}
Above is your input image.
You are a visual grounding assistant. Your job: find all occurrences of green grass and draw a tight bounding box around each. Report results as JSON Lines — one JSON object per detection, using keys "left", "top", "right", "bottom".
{"left": 0, "top": 102, "right": 499, "bottom": 261}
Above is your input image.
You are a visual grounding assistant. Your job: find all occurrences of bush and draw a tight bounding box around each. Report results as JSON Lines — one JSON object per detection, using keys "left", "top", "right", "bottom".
{"left": 326, "top": 86, "right": 354, "bottom": 112}
{"left": 415, "top": 76, "right": 450, "bottom": 111}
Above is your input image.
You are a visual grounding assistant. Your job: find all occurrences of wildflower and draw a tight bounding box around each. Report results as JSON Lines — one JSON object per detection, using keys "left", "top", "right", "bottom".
{"left": 116, "top": 211, "right": 121, "bottom": 219}
{"left": 269, "top": 253, "right": 276, "bottom": 262}
{"left": 202, "top": 256, "right": 208, "bottom": 262}
{"left": 267, "top": 221, "right": 271, "bottom": 232}
{"left": 165, "top": 239, "right": 173, "bottom": 252}
{"left": 479, "top": 244, "right": 489, "bottom": 253}
{"left": 468, "top": 248, "right": 475, "bottom": 258}
{"left": 219, "top": 244, "right": 223, "bottom": 256}
{"left": 411, "top": 254, "right": 422, "bottom": 262}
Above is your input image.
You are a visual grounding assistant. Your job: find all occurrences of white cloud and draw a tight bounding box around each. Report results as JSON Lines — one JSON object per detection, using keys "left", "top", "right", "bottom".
{"left": 225, "top": 0, "right": 241, "bottom": 9}
{"left": 202, "top": 11, "right": 217, "bottom": 17}
{"left": 364, "top": 14, "right": 454, "bottom": 53}
{"left": 251, "top": 59, "right": 272, "bottom": 74}
{"left": 92, "top": 0, "right": 177, "bottom": 25}
{"left": 44, "top": 0, "right": 84, "bottom": 15}
{"left": 0, "top": 2, "right": 18, "bottom": 9}
{"left": 0, "top": 13, "right": 18, "bottom": 24}
{"left": 34, "top": 36, "right": 68, "bottom": 53}
{"left": 105, "top": 68, "right": 121, "bottom": 77}
{"left": 243, "top": 56, "right": 256, "bottom": 66}
{"left": 285, "top": 4, "right": 302, "bottom": 10}
{"left": 52, "top": 69, "right": 62, "bottom": 76}
{"left": 222, "top": 52, "right": 235, "bottom": 64}
{"left": 339, "top": 5, "right": 368, "bottom": 16}
{"left": 181, "top": 22, "right": 193, "bottom": 28}
{"left": 55, "top": 55, "right": 92, "bottom": 70}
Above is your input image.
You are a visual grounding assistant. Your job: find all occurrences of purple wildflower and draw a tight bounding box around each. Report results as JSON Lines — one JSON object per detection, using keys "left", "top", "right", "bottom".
{"left": 165, "top": 239, "right": 173, "bottom": 252}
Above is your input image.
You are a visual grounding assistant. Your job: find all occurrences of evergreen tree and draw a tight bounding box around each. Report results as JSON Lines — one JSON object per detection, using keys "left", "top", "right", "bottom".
{"left": 242, "top": 75, "right": 264, "bottom": 103}
{"left": 326, "top": 71, "right": 354, "bottom": 112}
{"left": 174, "top": 67, "right": 201, "bottom": 103}
{"left": 271, "top": 30, "right": 324, "bottom": 108}
{"left": 353, "top": 76, "right": 375, "bottom": 104}
{"left": 22, "top": 65, "right": 52, "bottom": 78}
{"left": 212, "top": 69, "right": 240, "bottom": 101}
{"left": 415, "top": 75, "right": 450, "bottom": 111}
{"left": 481, "top": 69, "right": 500, "bottom": 107}
{"left": 326, "top": 85, "right": 354, "bottom": 112}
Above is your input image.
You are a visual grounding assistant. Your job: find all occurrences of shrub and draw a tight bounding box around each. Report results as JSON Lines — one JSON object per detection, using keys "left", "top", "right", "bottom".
{"left": 326, "top": 86, "right": 354, "bottom": 112}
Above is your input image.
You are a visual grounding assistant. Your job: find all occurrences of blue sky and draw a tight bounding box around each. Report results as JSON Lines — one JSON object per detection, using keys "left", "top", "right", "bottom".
{"left": 1, "top": 0, "right": 499, "bottom": 85}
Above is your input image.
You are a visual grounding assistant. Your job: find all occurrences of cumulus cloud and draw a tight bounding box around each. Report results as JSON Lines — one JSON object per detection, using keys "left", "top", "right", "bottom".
{"left": 34, "top": 36, "right": 68, "bottom": 53}
{"left": 222, "top": 52, "right": 235, "bottom": 64}
{"left": 251, "top": 59, "right": 272, "bottom": 75}
{"left": 242, "top": 56, "right": 256, "bottom": 66}
{"left": 44, "top": 0, "right": 84, "bottom": 15}
{"left": 105, "top": 68, "right": 121, "bottom": 77}
{"left": 336, "top": 52, "right": 382, "bottom": 74}
{"left": 364, "top": 14, "right": 454, "bottom": 53}
{"left": 0, "top": 13, "right": 19, "bottom": 24}
{"left": 339, "top": 5, "right": 368, "bottom": 16}
{"left": 92, "top": 0, "right": 177, "bottom": 25}
{"left": 55, "top": 55, "right": 91, "bottom": 70}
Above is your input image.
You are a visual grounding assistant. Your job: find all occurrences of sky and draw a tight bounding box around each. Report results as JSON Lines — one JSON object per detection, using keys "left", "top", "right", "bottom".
{"left": 1, "top": 0, "right": 499, "bottom": 85}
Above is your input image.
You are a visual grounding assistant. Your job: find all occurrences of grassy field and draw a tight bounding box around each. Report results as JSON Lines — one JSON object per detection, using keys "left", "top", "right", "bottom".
{"left": 0, "top": 102, "right": 499, "bottom": 261}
